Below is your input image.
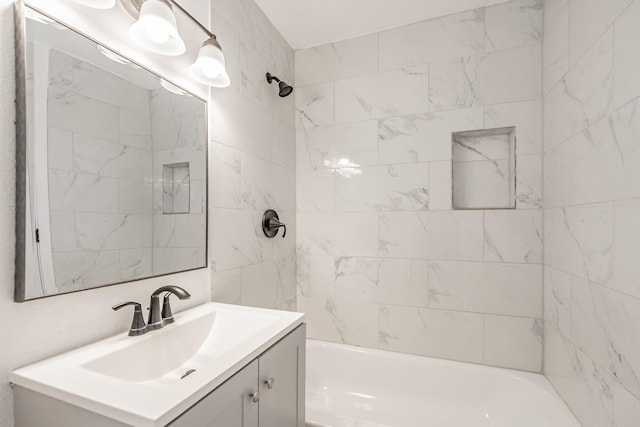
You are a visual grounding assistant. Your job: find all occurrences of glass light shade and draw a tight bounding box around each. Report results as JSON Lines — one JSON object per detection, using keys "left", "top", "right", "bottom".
{"left": 72, "top": 0, "right": 116, "bottom": 9}
{"left": 189, "top": 37, "right": 230, "bottom": 88}
{"left": 130, "top": 0, "right": 185, "bottom": 56}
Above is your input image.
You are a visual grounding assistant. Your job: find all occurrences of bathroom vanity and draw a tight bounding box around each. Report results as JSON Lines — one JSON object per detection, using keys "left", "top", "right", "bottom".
{"left": 10, "top": 303, "right": 306, "bottom": 427}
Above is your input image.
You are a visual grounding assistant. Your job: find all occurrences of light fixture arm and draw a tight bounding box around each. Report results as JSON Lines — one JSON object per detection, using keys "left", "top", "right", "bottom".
{"left": 167, "top": 0, "right": 215, "bottom": 39}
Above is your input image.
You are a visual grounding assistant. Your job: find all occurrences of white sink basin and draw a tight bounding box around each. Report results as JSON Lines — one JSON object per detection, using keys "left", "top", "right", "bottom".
{"left": 10, "top": 302, "right": 305, "bottom": 426}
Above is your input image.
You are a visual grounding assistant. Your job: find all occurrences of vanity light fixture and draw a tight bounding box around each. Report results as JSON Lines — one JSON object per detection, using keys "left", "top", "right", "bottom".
{"left": 130, "top": 0, "right": 185, "bottom": 56}
{"left": 122, "top": 0, "right": 230, "bottom": 87}
{"left": 72, "top": 0, "right": 117, "bottom": 9}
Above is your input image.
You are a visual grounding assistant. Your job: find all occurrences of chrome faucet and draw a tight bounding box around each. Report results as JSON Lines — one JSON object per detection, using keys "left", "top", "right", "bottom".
{"left": 147, "top": 285, "right": 191, "bottom": 331}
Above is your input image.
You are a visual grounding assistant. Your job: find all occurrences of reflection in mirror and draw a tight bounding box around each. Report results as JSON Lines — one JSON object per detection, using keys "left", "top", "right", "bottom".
{"left": 16, "top": 6, "right": 207, "bottom": 301}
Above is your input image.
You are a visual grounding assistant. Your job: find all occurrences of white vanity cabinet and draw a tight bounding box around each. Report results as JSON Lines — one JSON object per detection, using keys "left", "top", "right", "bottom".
{"left": 13, "top": 322, "right": 306, "bottom": 427}
{"left": 169, "top": 324, "right": 305, "bottom": 427}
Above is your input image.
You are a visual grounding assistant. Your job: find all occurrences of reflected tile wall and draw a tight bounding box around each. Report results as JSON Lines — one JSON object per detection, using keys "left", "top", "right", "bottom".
{"left": 296, "top": 0, "right": 543, "bottom": 372}
{"left": 47, "top": 49, "right": 153, "bottom": 290}
{"left": 209, "top": 0, "right": 296, "bottom": 311}
{"left": 542, "top": 0, "right": 640, "bottom": 425}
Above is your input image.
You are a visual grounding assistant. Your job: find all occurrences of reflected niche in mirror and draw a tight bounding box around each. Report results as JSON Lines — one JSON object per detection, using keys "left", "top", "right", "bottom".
{"left": 15, "top": 6, "right": 208, "bottom": 301}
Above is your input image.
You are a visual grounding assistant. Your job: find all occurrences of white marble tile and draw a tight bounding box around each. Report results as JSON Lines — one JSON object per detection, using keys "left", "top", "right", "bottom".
{"left": 544, "top": 267, "right": 572, "bottom": 337}
{"left": 476, "top": 44, "right": 542, "bottom": 106}
{"left": 484, "top": 315, "right": 542, "bottom": 371}
{"left": 613, "top": 200, "right": 640, "bottom": 300}
{"left": 296, "top": 120, "right": 378, "bottom": 171}
{"left": 297, "top": 296, "right": 379, "bottom": 347}
{"left": 213, "top": 0, "right": 272, "bottom": 57}
{"left": 48, "top": 50, "right": 151, "bottom": 115}
{"left": 378, "top": 9, "right": 485, "bottom": 71}
{"left": 614, "top": 383, "right": 640, "bottom": 427}
{"left": 210, "top": 208, "right": 271, "bottom": 271}
{"left": 614, "top": 0, "right": 640, "bottom": 109}
{"left": 516, "top": 154, "right": 543, "bottom": 208}
{"left": 268, "top": 24, "right": 295, "bottom": 86}
{"left": 210, "top": 142, "right": 241, "bottom": 209}
{"left": 429, "top": 261, "right": 542, "bottom": 317}
{"left": 428, "top": 161, "right": 452, "bottom": 211}
{"left": 545, "top": 205, "right": 614, "bottom": 285}
{"left": 335, "top": 163, "right": 429, "bottom": 212}
{"left": 153, "top": 247, "right": 206, "bottom": 275}
{"left": 49, "top": 211, "right": 76, "bottom": 252}
{"left": 484, "top": 100, "right": 542, "bottom": 155}
{"left": 295, "top": 33, "right": 379, "bottom": 86}
{"left": 47, "top": 127, "right": 73, "bottom": 171}
{"left": 485, "top": 0, "right": 542, "bottom": 52}
{"left": 378, "top": 259, "right": 429, "bottom": 307}
{"left": 120, "top": 146, "right": 153, "bottom": 183}
{"left": 48, "top": 170, "right": 119, "bottom": 213}
{"left": 429, "top": 45, "right": 541, "bottom": 111}
{"left": 272, "top": 119, "right": 296, "bottom": 170}
{"left": 73, "top": 134, "right": 123, "bottom": 178}
{"left": 297, "top": 212, "right": 378, "bottom": 257}
{"left": 119, "top": 181, "right": 152, "bottom": 214}
{"left": 296, "top": 254, "right": 336, "bottom": 299}
{"left": 53, "top": 250, "right": 120, "bottom": 291}
{"left": 334, "top": 257, "right": 381, "bottom": 303}
{"left": 610, "top": 98, "right": 640, "bottom": 200}
{"left": 241, "top": 154, "right": 295, "bottom": 212}
{"left": 453, "top": 159, "right": 514, "bottom": 209}
{"left": 119, "top": 110, "right": 151, "bottom": 150}
{"left": 120, "top": 248, "right": 152, "bottom": 280}
{"left": 238, "top": 41, "right": 272, "bottom": 108}
{"left": 568, "top": 0, "right": 633, "bottom": 66}
{"left": 151, "top": 110, "right": 206, "bottom": 152}
{"left": 334, "top": 66, "right": 429, "bottom": 123}
{"left": 544, "top": 326, "right": 615, "bottom": 427}
{"left": 296, "top": 170, "right": 334, "bottom": 212}
{"left": 240, "top": 261, "right": 284, "bottom": 309}
{"left": 210, "top": 90, "right": 273, "bottom": 161}
{"left": 542, "top": 0, "right": 569, "bottom": 93}
{"left": 543, "top": 141, "right": 573, "bottom": 208}
{"left": 484, "top": 210, "right": 542, "bottom": 263}
{"left": 544, "top": 29, "right": 614, "bottom": 150}
{"left": 378, "top": 108, "right": 483, "bottom": 164}
{"left": 379, "top": 305, "right": 483, "bottom": 363}
{"left": 48, "top": 87, "right": 119, "bottom": 142}
{"left": 379, "top": 211, "right": 484, "bottom": 260}
{"left": 294, "top": 82, "right": 334, "bottom": 129}
{"left": 211, "top": 268, "right": 242, "bottom": 305}
{"left": 75, "top": 213, "right": 152, "bottom": 251}
{"left": 173, "top": 214, "right": 206, "bottom": 248}
{"left": 588, "top": 284, "right": 640, "bottom": 400}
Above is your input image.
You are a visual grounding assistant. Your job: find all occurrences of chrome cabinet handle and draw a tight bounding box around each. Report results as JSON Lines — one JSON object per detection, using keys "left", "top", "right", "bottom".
{"left": 264, "top": 377, "right": 274, "bottom": 389}
{"left": 250, "top": 390, "right": 260, "bottom": 403}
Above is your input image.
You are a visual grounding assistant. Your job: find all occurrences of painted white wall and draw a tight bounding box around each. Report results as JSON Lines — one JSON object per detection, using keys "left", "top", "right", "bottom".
{"left": 542, "top": 0, "right": 640, "bottom": 425}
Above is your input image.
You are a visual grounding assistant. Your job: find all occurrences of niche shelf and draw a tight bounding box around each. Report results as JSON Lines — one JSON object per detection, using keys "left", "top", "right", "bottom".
{"left": 452, "top": 127, "right": 516, "bottom": 210}
{"left": 162, "top": 162, "right": 190, "bottom": 214}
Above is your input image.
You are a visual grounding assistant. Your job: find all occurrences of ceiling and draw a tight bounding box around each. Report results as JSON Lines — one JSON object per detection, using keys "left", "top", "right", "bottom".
{"left": 254, "top": 0, "right": 511, "bottom": 49}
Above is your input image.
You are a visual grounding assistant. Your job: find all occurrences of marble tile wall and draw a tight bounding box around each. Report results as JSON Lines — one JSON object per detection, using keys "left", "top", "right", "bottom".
{"left": 295, "top": 0, "right": 544, "bottom": 372}
{"left": 47, "top": 49, "right": 154, "bottom": 291}
{"left": 542, "top": 0, "right": 640, "bottom": 425}
{"left": 150, "top": 88, "right": 206, "bottom": 275}
{"left": 208, "top": 0, "right": 296, "bottom": 311}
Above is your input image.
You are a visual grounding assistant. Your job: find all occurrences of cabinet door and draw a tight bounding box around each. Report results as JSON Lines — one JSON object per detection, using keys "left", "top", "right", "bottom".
{"left": 258, "top": 324, "right": 306, "bottom": 427}
{"left": 169, "top": 359, "right": 259, "bottom": 427}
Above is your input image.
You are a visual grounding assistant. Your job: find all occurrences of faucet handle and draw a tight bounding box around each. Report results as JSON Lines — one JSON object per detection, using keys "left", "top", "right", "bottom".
{"left": 113, "top": 302, "right": 147, "bottom": 336}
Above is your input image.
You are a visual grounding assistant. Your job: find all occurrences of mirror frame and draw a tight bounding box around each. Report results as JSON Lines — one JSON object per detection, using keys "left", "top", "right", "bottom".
{"left": 14, "top": 2, "right": 209, "bottom": 302}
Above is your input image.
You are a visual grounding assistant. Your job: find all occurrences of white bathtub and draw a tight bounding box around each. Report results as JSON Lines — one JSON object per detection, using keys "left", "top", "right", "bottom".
{"left": 306, "top": 340, "right": 581, "bottom": 427}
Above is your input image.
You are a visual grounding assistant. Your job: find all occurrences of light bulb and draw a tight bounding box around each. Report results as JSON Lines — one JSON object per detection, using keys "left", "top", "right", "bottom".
{"left": 143, "top": 17, "right": 170, "bottom": 44}
{"left": 129, "top": 0, "right": 185, "bottom": 56}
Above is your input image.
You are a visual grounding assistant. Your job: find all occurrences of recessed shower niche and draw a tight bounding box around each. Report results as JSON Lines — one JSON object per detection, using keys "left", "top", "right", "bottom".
{"left": 452, "top": 127, "right": 516, "bottom": 210}
{"left": 163, "top": 162, "right": 191, "bottom": 214}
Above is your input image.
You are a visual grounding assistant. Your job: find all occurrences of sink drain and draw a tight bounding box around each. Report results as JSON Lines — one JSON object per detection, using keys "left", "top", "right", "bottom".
{"left": 181, "top": 369, "right": 196, "bottom": 380}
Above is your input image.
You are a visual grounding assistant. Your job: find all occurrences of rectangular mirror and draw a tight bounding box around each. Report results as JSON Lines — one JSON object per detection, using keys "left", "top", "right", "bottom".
{"left": 15, "top": 5, "right": 208, "bottom": 301}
